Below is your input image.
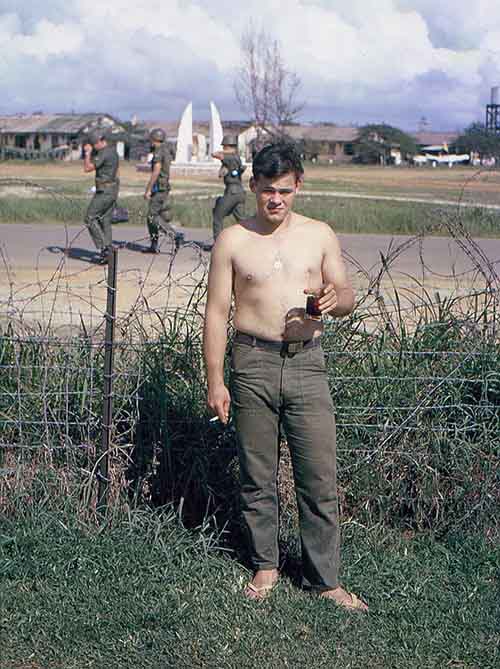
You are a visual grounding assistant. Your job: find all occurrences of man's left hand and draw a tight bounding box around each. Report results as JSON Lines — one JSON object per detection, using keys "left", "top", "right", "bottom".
{"left": 144, "top": 191, "right": 152, "bottom": 200}
{"left": 318, "top": 283, "right": 337, "bottom": 315}
{"left": 83, "top": 143, "right": 92, "bottom": 154}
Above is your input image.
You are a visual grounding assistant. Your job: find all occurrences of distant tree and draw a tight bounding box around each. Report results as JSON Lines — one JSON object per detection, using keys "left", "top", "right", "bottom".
{"left": 454, "top": 122, "right": 500, "bottom": 159}
{"left": 234, "top": 25, "right": 304, "bottom": 146}
{"left": 355, "top": 124, "right": 418, "bottom": 164}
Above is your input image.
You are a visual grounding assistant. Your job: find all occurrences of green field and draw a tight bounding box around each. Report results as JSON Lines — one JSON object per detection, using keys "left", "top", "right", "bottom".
{"left": 0, "top": 191, "right": 499, "bottom": 238}
{"left": 1, "top": 498, "right": 498, "bottom": 669}
{"left": 2, "top": 162, "right": 500, "bottom": 237}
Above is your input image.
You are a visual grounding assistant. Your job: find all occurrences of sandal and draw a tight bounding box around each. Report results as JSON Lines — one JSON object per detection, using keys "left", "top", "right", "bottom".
{"left": 320, "top": 589, "right": 368, "bottom": 612}
{"left": 243, "top": 578, "right": 278, "bottom": 600}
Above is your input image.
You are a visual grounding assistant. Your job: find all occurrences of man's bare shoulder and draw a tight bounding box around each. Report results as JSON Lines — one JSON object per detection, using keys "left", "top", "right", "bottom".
{"left": 212, "top": 218, "right": 255, "bottom": 253}
{"left": 291, "top": 213, "right": 337, "bottom": 239}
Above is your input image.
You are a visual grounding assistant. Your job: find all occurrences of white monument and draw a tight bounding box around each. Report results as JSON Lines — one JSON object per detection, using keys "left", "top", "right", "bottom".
{"left": 172, "top": 100, "right": 230, "bottom": 173}
{"left": 195, "top": 133, "right": 207, "bottom": 160}
{"left": 174, "top": 102, "right": 193, "bottom": 163}
{"left": 209, "top": 100, "right": 223, "bottom": 158}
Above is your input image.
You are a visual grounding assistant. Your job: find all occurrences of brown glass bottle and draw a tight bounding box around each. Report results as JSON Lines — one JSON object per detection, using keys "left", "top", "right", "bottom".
{"left": 306, "top": 294, "right": 322, "bottom": 319}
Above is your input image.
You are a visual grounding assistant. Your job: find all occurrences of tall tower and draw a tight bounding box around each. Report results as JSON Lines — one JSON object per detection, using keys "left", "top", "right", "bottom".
{"left": 486, "top": 86, "right": 500, "bottom": 133}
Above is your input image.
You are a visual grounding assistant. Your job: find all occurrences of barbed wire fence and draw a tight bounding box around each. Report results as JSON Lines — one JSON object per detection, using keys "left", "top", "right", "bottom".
{"left": 0, "top": 179, "right": 498, "bottom": 534}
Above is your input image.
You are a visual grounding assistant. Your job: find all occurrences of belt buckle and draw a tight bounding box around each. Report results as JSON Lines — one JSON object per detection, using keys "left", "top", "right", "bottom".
{"left": 286, "top": 341, "right": 303, "bottom": 357}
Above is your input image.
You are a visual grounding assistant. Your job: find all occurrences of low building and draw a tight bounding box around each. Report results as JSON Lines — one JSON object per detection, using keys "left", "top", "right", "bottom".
{"left": 281, "top": 125, "right": 359, "bottom": 162}
{"left": 0, "top": 113, "right": 126, "bottom": 160}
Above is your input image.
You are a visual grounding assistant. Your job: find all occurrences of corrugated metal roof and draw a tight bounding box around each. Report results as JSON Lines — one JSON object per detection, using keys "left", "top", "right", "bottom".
{"left": 282, "top": 125, "right": 359, "bottom": 142}
{"left": 0, "top": 113, "right": 123, "bottom": 134}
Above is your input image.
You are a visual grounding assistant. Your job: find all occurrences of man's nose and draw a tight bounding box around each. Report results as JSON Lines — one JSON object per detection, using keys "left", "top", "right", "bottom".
{"left": 269, "top": 190, "right": 282, "bottom": 205}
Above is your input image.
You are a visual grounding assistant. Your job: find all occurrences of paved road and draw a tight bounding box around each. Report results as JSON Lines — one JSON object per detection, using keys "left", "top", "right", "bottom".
{"left": 1, "top": 222, "right": 498, "bottom": 277}
{"left": 1, "top": 222, "right": 498, "bottom": 325}
{"left": 0, "top": 222, "right": 213, "bottom": 275}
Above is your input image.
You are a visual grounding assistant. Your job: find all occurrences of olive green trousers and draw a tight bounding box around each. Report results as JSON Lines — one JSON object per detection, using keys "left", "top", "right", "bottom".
{"left": 230, "top": 337, "right": 340, "bottom": 590}
{"left": 84, "top": 184, "right": 118, "bottom": 251}
{"left": 147, "top": 191, "right": 178, "bottom": 242}
{"left": 212, "top": 187, "right": 245, "bottom": 240}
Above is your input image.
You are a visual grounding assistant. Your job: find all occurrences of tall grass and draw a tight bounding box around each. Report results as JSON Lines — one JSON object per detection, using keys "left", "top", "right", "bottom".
{"left": 1, "top": 280, "right": 498, "bottom": 538}
{"left": 1, "top": 190, "right": 500, "bottom": 236}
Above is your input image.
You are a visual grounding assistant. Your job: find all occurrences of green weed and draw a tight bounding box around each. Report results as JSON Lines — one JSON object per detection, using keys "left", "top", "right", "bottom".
{"left": 1, "top": 498, "right": 498, "bottom": 669}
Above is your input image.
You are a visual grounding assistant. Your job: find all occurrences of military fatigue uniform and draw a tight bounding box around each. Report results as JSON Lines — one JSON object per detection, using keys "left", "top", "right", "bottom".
{"left": 147, "top": 143, "right": 180, "bottom": 245}
{"left": 212, "top": 153, "right": 246, "bottom": 240}
{"left": 85, "top": 145, "right": 120, "bottom": 252}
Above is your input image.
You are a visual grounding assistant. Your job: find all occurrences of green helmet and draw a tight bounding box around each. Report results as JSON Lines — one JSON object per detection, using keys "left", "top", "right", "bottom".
{"left": 149, "top": 127, "right": 166, "bottom": 142}
{"left": 222, "top": 134, "right": 238, "bottom": 147}
{"left": 87, "top": 127, "right": 108, "bottom": 145}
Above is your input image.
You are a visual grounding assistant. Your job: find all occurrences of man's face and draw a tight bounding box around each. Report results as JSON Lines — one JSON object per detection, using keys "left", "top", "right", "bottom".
{"left": 250, "top": 172, "right": 302, "bottom": 226}
{"left": 93, "top": 138, "right": 106, "bottom": 151}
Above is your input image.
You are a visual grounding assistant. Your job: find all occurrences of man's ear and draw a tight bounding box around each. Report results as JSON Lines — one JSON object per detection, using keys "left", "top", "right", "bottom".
{"left": 249, "top": 176, "right": 256, "bottom": 193}
{"left": 295, "top": 175, "right": 304, "bottom": 191}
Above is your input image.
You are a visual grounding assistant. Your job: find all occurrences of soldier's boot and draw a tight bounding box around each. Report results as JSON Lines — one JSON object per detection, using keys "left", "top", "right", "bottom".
{"left": 212, "top": 196, "right": 224, "bottom": 241}
{"left": 98, "top": 246, "right": 110, "bottom": 265}
{"left": 143, "top": 238, "right": 160, "bottom": 254}
{"left": 174, "top": 232, "right": 185, "bottom": 251}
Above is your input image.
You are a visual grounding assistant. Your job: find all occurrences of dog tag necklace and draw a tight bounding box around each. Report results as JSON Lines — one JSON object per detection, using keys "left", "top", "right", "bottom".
{"left": 273, "top": 252, "right": 283, "bottom": 271}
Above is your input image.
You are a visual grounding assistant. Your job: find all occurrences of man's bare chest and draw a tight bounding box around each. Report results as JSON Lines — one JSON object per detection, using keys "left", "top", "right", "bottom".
{"left": 233, "top": 238, "right": 323, "bottom": 286}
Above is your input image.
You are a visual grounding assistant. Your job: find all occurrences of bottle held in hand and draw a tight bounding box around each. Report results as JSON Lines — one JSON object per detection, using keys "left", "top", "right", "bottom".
{"left": 305, "top": 291, "right": 322, "bottom": 320}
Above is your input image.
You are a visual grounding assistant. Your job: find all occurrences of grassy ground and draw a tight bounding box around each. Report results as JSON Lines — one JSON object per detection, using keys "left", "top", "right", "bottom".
{"left": 2, "top": 161, "right": 500, "bottom": 236}
{"left": 303, "top": 164, "right": 500, "bottom": 205}
{"left": 1, "top": 496, "right": 498, "bottom": 669}
{"left": 1, "top": 191, "right": 499, "bottom": 238}
{"left": 3, "top": 161, "right": 500, "bottom": 202}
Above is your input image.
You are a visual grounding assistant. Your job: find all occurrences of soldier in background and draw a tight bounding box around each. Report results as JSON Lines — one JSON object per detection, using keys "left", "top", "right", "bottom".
{"left": 83, "top": 128, "right": 120, "bottom": 264}
{"left": 143, "top": 128, "right": 184, "bottom": 253}
{"left": 212, "top": 134, "right": 246, "bottom": 241}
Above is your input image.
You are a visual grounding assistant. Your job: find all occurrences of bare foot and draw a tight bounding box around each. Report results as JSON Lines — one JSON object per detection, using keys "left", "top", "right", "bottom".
{"left": 243, "top": 568, "right": 279, "bottom": 600}
{"left": 320, "top": 586, "right": 368, "bottom": 612}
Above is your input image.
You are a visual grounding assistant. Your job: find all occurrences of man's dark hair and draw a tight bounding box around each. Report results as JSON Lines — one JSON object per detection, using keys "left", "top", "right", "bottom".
{"left": 252, "top": 140, "right": 304, "bottom": 181}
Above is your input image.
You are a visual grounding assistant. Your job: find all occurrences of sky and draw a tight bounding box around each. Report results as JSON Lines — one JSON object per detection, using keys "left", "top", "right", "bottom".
{"left": 2, "top": 0, "right": 500, "bottom": 131}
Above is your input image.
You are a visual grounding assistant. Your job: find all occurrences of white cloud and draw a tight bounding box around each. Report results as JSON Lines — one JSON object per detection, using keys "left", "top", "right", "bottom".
{"left": 0, "top": 0, "right": 500, "bottom": 129}
{"left": 12, "top": 18, "right": 83, "bottom": 60}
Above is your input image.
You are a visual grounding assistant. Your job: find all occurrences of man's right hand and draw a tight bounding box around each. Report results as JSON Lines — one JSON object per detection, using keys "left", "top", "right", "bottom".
{"left": 83, "top": 143, "right": 92, "bottom": 154}
{"left": 208, "top": 384, "right": 231, "bottom": 424}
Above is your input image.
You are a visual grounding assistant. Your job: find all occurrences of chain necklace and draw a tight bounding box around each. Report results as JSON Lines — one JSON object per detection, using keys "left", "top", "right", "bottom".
{"left": 258, "top": 237, "right": 285, "bottom": 281}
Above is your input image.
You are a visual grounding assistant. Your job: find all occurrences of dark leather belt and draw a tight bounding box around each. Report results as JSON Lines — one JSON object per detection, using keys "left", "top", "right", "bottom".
{"left": 234, "top": 331, "right": 320, "bottom": 357}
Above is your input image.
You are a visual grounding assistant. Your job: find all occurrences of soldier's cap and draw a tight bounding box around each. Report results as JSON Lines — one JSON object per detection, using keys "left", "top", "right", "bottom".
{"left": 149, "top": 127, "right": 166, "bottom": 142}
{"left": 87, "top": 127, "right": 109, "bottom": 145}
{"left": 222, "top": 134, "right": 238, "bottom": 147}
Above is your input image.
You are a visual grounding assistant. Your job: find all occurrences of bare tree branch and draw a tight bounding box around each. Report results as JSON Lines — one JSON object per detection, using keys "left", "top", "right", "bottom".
{"left": 234, "top": 24, "right": 305, "bottom": 145}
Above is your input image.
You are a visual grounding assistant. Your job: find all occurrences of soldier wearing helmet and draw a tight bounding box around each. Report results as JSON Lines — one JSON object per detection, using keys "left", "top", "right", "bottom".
{"left": 143, "top": 127, "right": 184, "bottom": 253}
{"left": 82, "top": 126, "right": 120, "bottom": 264}
{"left": 211, "top": 134, "right": 246, "bottom": 241}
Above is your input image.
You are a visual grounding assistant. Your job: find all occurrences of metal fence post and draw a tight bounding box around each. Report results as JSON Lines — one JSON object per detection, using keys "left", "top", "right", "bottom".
{"left": 97, "top": 247, "right": 117, "bottom": 512}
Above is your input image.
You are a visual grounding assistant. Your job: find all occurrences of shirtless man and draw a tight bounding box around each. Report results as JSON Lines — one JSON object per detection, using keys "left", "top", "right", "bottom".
{"left": 203, "top": 141, "right": 367, "bottom": 611}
